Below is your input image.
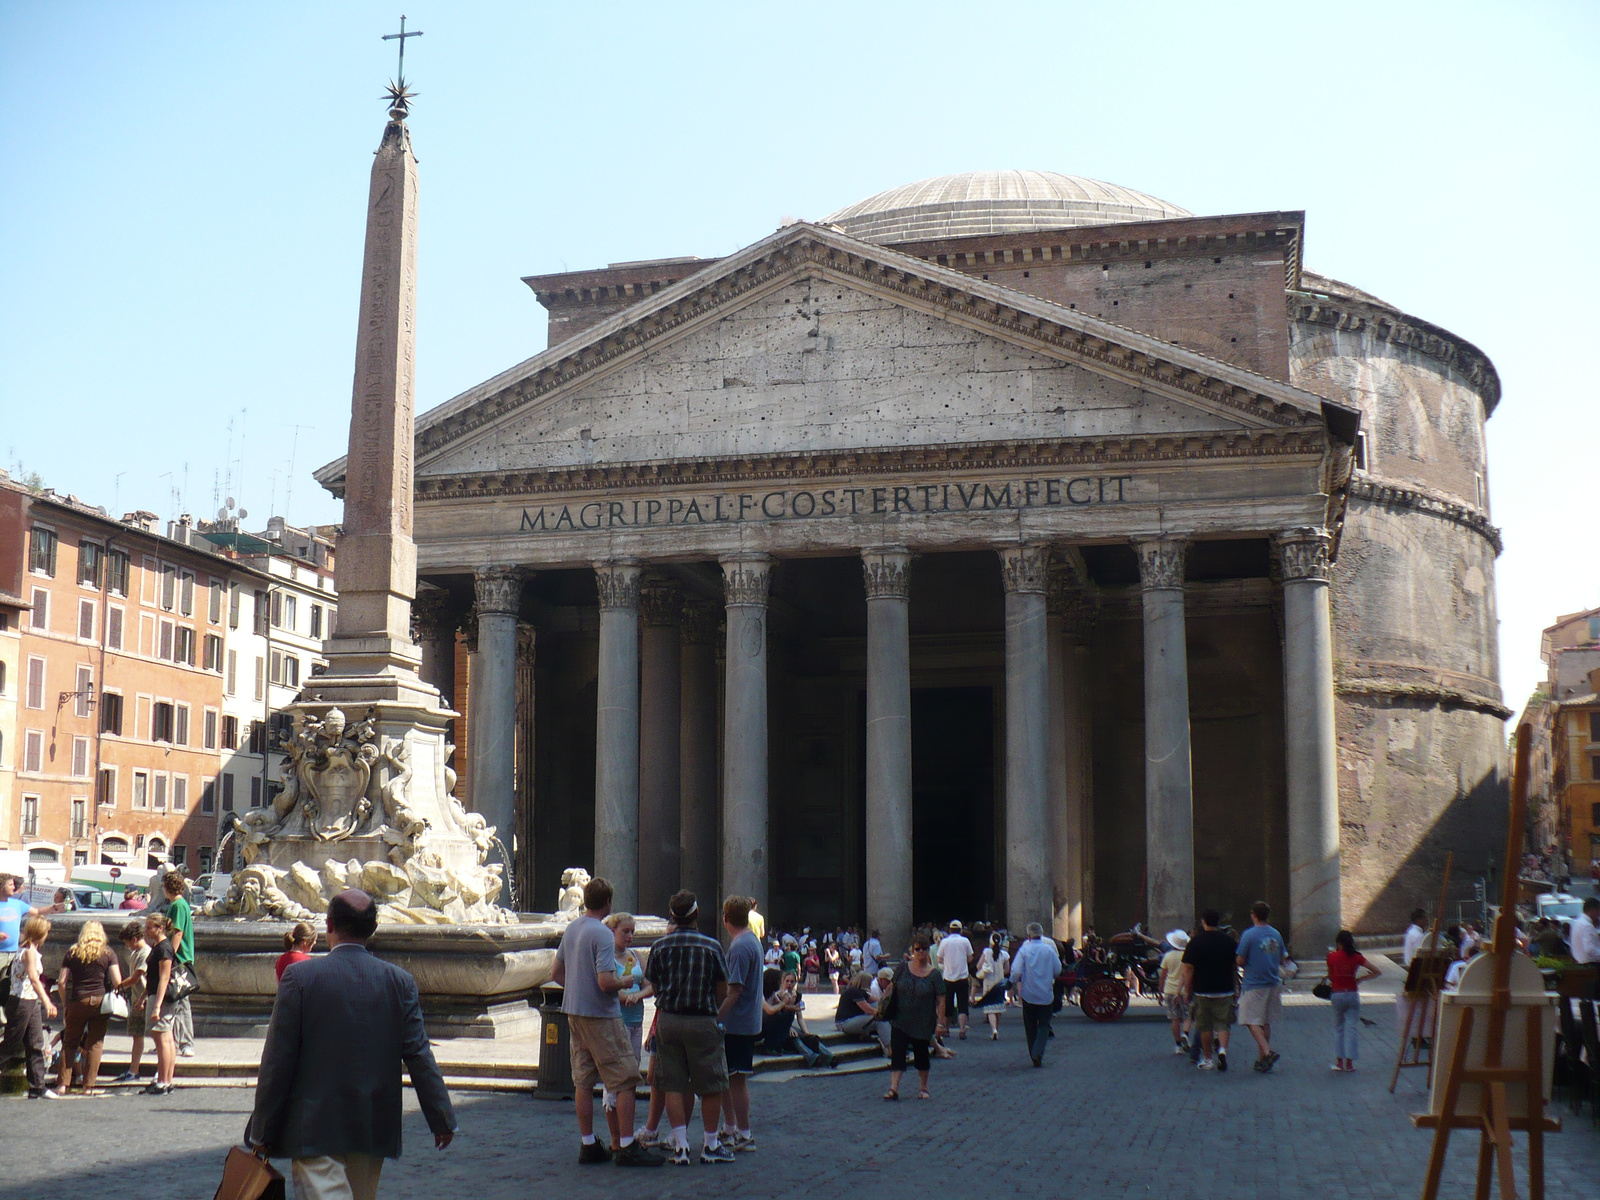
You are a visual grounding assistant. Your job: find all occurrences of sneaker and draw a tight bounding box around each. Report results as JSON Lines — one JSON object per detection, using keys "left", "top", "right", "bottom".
{"left": 139, "top": 1081, "right": 165, "bottom": 1095}
{"left": 699, "top": 1143, "right": 737, "bottom": 1164}
{"left": 730, "top": 1133, "right": 756, "bottom": 1154}
{"left": 632, "top": 1128, "right": 662, "bottom": 1149}
{"left": 668, "top": 1146, "right": 693, "bottom": 1167}
{"left": 1179, "top": 1033, "right": 1190, "bottom": 1050}
{"left": 1197, "top": 1058, "right": 1217, "bottom": 1070}
{"left": 577, "top": 1140, "right": 612, "bottom": 1165}
{"left": 112, "top": 1071, "right": 138, "bottom": 1084}
{"left": 1031, "top": 1056, "right": 1042, "bottom": 1068}
{"left": 1262, "top": 1051, "right": 1280, "bottom": 1074}
{"left": 1172, "top": 1042, "right": 1187, "bottom": 1055}
{"left": 178, "top": 1049, "right": 196, "bottom": 1058}
{"left": 613, "top": 1140, "right": 666, "bottom": 1167}
{"left": 1216, "top": 1050, "right": 1228, "bottom": 1073}
{"left": 26, "top": 1088, "right": 45, "bottom": 1099}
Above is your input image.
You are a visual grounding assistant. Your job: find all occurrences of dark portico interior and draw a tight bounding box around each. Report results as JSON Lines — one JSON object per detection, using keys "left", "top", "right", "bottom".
{"left": 426, "top": 538, "right": 1288, "bottom": 934}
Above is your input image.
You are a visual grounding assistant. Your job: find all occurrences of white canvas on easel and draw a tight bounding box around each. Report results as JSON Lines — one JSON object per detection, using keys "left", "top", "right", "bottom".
{"left": 1429, "top": 951, "right": 1557, "bottom": 1119}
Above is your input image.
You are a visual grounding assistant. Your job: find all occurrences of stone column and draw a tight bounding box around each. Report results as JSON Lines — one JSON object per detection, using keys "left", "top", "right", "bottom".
{"left": 1276, "top": 528, "right": 1342, "bottom": 954}
{"left": 679, "top": 600, "right": 721, "bottom": 910}
{"left": 1048, "top": 555, "right": 1096, "bottom": 942}
{"left": 638, "top": 580, "right": 682, "bottom": 918}
{"left": 514, "top": 625, "right": 536, "bottom": 912}
{"left": 1135, "top": 536, "right": 1194, "bottom": 937}
{"left": 721, "top": 556, "right": 771, "bottom": 908}
{"left": 471, "top": 569, "right": 520, "bottom": 881}
{"left": 1063, "top": 590, "right": 1097, "bottom": 940}
{"left": 410, "top": 590, "right": 458, "bottom": 709}
{"left": 999, "top": 544, "right": 1052, "bottom": 932}
{"left": 863, "top": 547, "right": 913, "bottom": 954}
{"left": 594, "top": 560, "right": 643, "bottom": 911}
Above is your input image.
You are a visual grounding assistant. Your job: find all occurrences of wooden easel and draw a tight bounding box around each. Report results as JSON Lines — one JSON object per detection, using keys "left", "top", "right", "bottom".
{"left": 1410, "top": 725, "right": 1561, "bottom": 1200}
{"left": 1391, "top": 852, "right": 1455, "bottom": 1093}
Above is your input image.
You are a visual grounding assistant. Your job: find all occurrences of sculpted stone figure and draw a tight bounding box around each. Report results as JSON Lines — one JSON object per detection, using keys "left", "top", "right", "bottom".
{"left": 557, "top": 868, "right": 591, "bottom": 920}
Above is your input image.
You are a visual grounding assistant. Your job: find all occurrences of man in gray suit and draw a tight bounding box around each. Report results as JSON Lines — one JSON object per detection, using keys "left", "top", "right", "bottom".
{"left": 249, "top": 889, "right": 457, "bottom": 1200}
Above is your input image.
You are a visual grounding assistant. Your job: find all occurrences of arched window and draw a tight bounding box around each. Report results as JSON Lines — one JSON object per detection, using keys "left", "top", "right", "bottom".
{"left": 28, "top": 847, "right": 59, "bottom": 864}
{"left": 0, "top": 660, "right": 7, "bottom": 694}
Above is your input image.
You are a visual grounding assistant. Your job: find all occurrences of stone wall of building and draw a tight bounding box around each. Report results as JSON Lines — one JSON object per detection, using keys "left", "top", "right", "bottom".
{"left": 1289, "top": 280, "right": 1508, "bottom": 931}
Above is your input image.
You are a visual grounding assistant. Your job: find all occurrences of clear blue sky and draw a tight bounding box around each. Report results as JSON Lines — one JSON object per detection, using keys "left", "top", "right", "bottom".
{"left": 2, "top": 1, "right": 1596, "bottom": 716}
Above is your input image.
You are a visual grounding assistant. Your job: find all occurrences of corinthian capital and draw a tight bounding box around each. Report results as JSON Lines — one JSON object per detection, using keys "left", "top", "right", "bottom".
{"left": 474, "top": 567, "right": 521, "bottom": 615}
{"left": 593, "top": 560, "right": 642, "bottom": 610}
{"left": 861, "top": 547, "right": 911, "bottom": 601}
{"left": 680, "top": 599, "right": 721, "bottom": 646}
{"left": 1274, "top": 527, "right": 1331, "bottom": 583}
{"left": 998, "top": 544, "right": 1050, "bottom": 595}
{"left": 1133, "top": 537, "right": 1187, "bottom": 591}
{"left": 720, "top": 555, "right": 772, "bottom": 607}
{"left": 639, "top": 579, "right": 682, "bottom": 627}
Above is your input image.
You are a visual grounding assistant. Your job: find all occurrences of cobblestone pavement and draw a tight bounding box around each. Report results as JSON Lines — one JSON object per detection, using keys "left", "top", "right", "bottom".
{"left": 2, "top": 1000, "right": 1596, "bottom": 1199}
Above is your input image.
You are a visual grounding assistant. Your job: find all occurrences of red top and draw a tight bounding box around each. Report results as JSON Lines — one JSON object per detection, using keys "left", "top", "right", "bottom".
{"left": 1325, "top": 949, "right": 1371, "bottom": 993}
{"left": 274, "top": 950, "right": 313, "bottom": 981}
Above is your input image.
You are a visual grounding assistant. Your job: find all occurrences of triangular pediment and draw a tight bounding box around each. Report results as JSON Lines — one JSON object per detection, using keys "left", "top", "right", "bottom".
{"left": 316, "top": 223, "right": 1336, "bottom": 492}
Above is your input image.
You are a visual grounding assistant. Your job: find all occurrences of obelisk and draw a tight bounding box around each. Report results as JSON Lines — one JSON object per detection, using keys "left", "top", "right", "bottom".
{"left": 320, "top": 81, "right": 434, "bottom": 707}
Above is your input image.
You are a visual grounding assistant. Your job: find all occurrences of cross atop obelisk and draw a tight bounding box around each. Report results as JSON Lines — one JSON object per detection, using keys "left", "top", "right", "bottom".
{"left": 317, "top": 29, "right": 433, "bottom": 705}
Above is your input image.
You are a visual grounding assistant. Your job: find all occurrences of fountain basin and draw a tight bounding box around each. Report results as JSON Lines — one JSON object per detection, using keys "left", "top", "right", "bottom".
{"left": 40, "top": 911, "right": 667, "bottom": 1039}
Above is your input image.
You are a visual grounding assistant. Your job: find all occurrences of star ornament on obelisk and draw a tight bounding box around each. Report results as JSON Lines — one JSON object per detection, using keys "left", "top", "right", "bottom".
{"left": 316, "top": 19, "right": 435, "bottom": 708}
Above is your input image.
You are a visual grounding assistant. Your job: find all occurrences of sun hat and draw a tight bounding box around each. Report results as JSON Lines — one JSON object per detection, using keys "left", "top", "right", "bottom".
{"left": 1166, "top": 929, "right": 1190, "bottom": 950}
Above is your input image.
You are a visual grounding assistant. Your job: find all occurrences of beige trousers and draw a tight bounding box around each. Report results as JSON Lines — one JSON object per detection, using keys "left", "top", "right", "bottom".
{"left": 291, "top": 1153, "right": 384, "bottom": 1200}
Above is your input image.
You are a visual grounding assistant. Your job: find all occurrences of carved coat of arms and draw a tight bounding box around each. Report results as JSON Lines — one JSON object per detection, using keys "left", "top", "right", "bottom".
{"left": 290, "top": 707, "right": 380, "bottom": 840}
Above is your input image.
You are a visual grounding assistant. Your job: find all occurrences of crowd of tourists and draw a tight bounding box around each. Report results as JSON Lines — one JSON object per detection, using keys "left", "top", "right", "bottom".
{"left": 0, "top": 869, "right": 199, "bottom": 1098}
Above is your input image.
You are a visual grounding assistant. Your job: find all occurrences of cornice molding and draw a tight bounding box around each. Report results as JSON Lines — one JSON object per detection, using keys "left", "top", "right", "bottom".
{"left": 1336, "top": 677, "right": 1511, "bottom": 720}
{"left": 408, "top": 429, "right": 1324, "bottom": 503}
{"left": 1291, "top": 290, "right": 1500, "bottom": 413}
{"left": 1346, "top": 474, "right": 1502, "bottom": 555}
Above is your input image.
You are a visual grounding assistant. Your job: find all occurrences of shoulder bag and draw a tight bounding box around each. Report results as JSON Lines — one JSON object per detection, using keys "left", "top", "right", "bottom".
{"left": 100, "top": 989, "right": 130, "bottom": 1019}
{"left": 1311, "top": 976, "right": 1334, "bottom": 1001}
{"left": 166, "top": 960, "right": 199, "bottom": 1003}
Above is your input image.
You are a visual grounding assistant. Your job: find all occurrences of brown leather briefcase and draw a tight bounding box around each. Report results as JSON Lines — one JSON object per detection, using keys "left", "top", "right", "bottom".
{"left": 214, "top": 1145, "right": 285, "bottom": 1200}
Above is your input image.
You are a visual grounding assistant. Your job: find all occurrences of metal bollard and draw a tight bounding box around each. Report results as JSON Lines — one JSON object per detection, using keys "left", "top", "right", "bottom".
{"left": 534, "top": 984, "right": 574, "bottom": 1100}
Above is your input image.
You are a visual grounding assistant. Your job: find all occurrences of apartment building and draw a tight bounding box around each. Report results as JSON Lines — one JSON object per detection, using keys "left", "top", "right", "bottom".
{"left": 0, "top": 585, "right": 23, "bottom": 851}
{"left": 0, "top": 475, "right": 282, "bottom": 873}
{"left": 187, "top": 515, "right": 336, "bottom": 849}
{"left": 1526, "top": 606, "right": 1600, "bottom": 875}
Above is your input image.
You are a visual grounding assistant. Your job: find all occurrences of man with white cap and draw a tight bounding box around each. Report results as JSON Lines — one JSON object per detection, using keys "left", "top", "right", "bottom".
{"left": 937, "top": 920, "right": 974, "bottom": 1040}
{"left": 1157, "top": 929, "right": 1192, "bottom": 1055}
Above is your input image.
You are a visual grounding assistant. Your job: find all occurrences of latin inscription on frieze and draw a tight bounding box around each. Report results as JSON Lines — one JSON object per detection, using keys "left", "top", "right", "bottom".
{"left": 516, "top": 473, "right": 1137, "bottom": 534}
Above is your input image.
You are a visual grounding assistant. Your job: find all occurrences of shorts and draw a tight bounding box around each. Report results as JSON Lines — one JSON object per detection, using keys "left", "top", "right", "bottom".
{"left": 1163, "top": 994, "right": 1190, "bottom": 1023}
{"left": 653, "top": 1012, "right": 729, "bottom": 1096}
{"left": 947, "top": 978, "right": 970, "bottom": 1016}
{"left": 149, "top": 1010, "right": 176, "bottom": 1035}
{"left": 567, "top": 1014, "right": 643, "bottom": 1095}
{"left": 1237, "top": 985, "right": 1283, "bottom": 1027}
{"left": 723, "top": 1031, "right": 759, "bottom": 1075}
{"left": 127, "top": 1007, "right": 148, "bottom": 1038}
{"left": 1191, "top": 994, "right": 1234, "bottom": 1033}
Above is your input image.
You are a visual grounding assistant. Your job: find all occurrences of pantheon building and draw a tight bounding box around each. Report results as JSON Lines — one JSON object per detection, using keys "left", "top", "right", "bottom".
{"left": 318, "top": 171, "right": 1508, "bottom": 950}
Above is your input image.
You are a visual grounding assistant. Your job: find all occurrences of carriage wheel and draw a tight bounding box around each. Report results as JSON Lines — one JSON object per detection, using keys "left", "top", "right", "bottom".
{"left": 1080, "top": 977, "right": 1129, "bottom": 1023}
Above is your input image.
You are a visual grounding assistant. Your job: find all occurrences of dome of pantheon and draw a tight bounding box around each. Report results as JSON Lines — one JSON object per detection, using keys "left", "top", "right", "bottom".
{"left": 823, "top": 170, "right": 1191, "bottom": 244}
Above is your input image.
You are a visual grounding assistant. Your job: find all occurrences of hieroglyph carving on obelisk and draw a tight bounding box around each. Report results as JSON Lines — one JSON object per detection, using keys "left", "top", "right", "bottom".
{"left": 324, "top": 86, "right": 430, "bottom": 695}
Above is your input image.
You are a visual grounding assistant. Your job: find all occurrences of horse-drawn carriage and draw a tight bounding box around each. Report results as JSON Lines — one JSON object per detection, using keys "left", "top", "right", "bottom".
{"left": 1057, "top": 928, "right": 1167, "bottom": 1023}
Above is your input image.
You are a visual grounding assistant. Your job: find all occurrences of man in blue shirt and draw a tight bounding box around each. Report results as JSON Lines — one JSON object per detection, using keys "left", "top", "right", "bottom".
{"left": 1235, "top": 900, "right": 1288, "bottom": 1072}
{"left": 716, "top": 895, "right": 764, "bottom": 1154}
{"left": 1009, "top": 923, "right": 1063, "bottom": 1068}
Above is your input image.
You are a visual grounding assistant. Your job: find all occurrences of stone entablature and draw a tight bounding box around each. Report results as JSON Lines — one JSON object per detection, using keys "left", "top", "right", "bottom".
{"left": 1347, "top": 474, "right": 1502, "bottom": 555}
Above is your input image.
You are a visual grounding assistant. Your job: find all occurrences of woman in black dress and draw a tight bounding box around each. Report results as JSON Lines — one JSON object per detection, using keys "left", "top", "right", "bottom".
{"left": 882, "top": 932, "right": 947, "bottom": 1101}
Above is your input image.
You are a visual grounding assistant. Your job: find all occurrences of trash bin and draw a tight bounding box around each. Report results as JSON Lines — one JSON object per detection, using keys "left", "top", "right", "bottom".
{"left": 535, "top": 984, "right": 574, "bottom": 1100}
